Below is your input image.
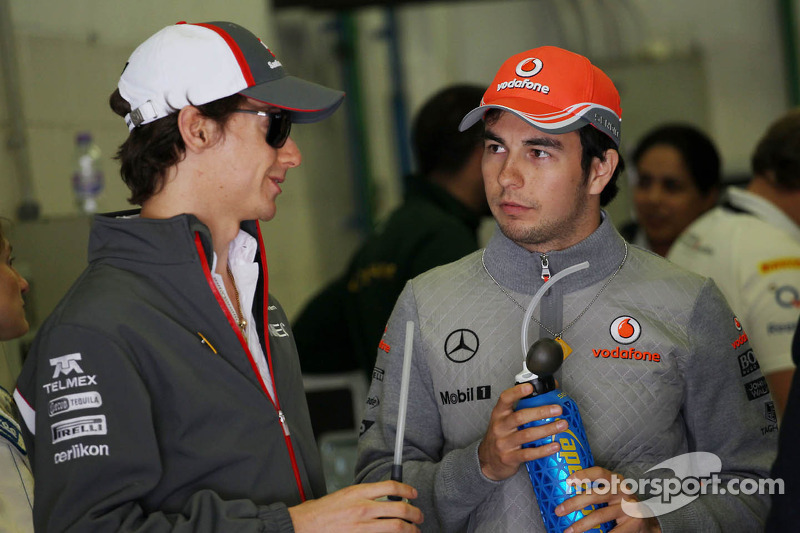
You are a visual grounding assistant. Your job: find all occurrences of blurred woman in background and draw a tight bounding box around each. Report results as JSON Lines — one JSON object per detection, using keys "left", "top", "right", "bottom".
{"left": 0, "top": 219, "right": 33, "bottom": 532}
{"left": 622, "top": 124, "right": 721, "bottom": 256}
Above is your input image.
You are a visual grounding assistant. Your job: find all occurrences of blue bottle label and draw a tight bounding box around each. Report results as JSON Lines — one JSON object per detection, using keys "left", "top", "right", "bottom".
{"left": 516, "top": 390, "right": 613, "bottom": 533}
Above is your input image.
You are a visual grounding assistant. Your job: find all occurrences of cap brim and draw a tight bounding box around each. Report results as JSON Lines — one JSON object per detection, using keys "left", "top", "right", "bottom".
{"left": 459, "top": 103, "right": 589, "bottom": 135}
{"left": 459, "top": 101, "right": 620, "bottom": 146}
{"left": 241, "top": 75, "right": 345, "bottom": 124}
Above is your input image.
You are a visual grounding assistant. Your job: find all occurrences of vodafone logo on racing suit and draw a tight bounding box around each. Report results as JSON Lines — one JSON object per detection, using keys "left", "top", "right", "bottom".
{"left": 610, "top": 316, "right": 641, "bottom": 344}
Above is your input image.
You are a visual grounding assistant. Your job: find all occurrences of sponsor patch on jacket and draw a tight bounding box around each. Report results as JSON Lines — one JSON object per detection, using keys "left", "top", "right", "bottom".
{"left": 378, "top": 338, "right": 391, "bottom": 353}
{"left": 48, "top": 391, "right": 103, "bottom": 417}
{"left": 765, "top": 401, "right": 777, "bottom": 423}
{"left": 0, "top": 412, "right": 26, "bottom": 454}
{"left": 609, "top": 316, "right": 641, "bottom": 344}
{"left": 759, "top": 258, "right": 800, "bottom": 274}
{"left": 744, "top": 377, "right": 770, "bottom": 401}
{"left": 592, "top": 346, "right": 661, "bottom": 363}
{"left": 731, "top": 332, "right": 748, "bottom": 350}
{"left": 439, "top": 385, "right": 491, "bottom": 405}
{"left": 51, "top": 415, "right": 107, "bottom": 444}
{"left": 737, "top": 350, "right": 760, "bottom": 377}
{"left": 359, "top": 419, "right": 375, "bottom": 437}
{"left": 44, "top": 352, "right": 98, "bottom": 395}
{"left": 50, "top": 353, "right": 85, "bottom": 378}
{"left": 268, "top": 322, "right": 289, "bottom": 337}
{"left": 54, "top": 443, "right": 110, "bottom": 464}
{"left": 444, "top": 329, "right": 479, "bottom": 363}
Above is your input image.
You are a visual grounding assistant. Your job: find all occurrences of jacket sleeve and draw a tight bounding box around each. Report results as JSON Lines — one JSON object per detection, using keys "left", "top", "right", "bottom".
{"left": 354, "top": 283, "right": 502, "bottom": 532}
{"left": 0, "top": 388, "right": 34, "bottom": 533}
{"left": 15, "top": 324, "right": 295, "bottom": 533}
{"left": 655, "top": 280, "right": 778, "bottom": 532}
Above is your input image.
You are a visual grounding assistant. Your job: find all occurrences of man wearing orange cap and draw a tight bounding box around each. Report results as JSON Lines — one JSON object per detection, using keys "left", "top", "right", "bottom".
{"left": 356, "top": 47, "right": 776, "bottom": 532}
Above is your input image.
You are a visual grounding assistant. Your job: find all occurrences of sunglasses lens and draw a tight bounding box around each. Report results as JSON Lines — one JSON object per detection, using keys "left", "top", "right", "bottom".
{"left": 267, "top": 112, "right": 291, "bottom": 148}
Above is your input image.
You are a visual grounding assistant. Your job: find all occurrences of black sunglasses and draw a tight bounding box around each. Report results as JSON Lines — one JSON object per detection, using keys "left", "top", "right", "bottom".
{"left": 232, "top": 109, "right": 292, "bottom": 149}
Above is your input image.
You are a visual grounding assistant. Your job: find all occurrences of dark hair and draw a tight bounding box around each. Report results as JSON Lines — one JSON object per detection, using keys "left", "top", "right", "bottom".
{"left": 632, "top": 124, "right": 721, "bottom": 194}
{"left": 751, "top": 109, "right": 800, "bottom": 190}
{"left": 109, "top": 89, "right": 247, "bottom": 205}
{"left": 578, "top": 124, "right": 624, "bottom": 206}
{"left": 412, "top": 85, "right": 485, "bottom": 177}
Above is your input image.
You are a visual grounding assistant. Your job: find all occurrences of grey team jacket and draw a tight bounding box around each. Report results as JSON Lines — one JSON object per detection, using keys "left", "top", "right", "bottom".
{"left": 14, "top": 213, "right": 325, "bottom": 532}
{"left": 356, "top": 215, "right": 777, "bottom": 532}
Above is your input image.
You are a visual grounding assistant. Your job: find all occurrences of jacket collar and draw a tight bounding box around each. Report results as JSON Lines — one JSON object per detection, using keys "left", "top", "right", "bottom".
{"left": 88, "top": 210, "right": 261, "bottom": 266}
{"left": 482, "top": 211, "right": 627, "bottom": 294}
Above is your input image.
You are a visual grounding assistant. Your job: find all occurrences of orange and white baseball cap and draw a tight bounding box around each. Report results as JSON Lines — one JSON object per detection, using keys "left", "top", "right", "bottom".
{"left": 459, "top": 46, "right": 622, "bottom": 146}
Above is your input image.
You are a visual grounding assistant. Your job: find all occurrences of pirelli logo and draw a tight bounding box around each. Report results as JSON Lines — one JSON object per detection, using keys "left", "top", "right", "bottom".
{"left": 760, "top": 258, "right": 800, "bottom": 274}
{"left": 51, "top": 415, "right": 107, "bottom": 444}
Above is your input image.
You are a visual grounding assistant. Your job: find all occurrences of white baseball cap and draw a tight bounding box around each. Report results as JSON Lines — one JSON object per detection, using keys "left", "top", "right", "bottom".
{"left": 118, "top": 21, "right": 345, "bottom": 131}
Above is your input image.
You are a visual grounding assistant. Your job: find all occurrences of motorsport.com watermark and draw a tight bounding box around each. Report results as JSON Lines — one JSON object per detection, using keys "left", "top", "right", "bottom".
{"left": 570, "top": 452, "right": 783, "bottom": 518}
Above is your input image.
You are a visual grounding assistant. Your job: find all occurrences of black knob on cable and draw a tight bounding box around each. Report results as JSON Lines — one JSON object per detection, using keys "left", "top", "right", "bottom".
{"left": 524, "top": 338, "right": 564, "bottom": 395}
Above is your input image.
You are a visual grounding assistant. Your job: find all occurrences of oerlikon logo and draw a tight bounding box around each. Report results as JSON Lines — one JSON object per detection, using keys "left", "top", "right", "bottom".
{"left": 610, "top": 316, "right": 641, "bottom": 344}
{"left": 515, "top": 57, "right": 543, "bottom": 77}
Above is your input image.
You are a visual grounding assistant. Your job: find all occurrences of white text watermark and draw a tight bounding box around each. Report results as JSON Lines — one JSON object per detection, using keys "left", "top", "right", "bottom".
{"left": 570, "top": 452, "right": 783, "bottom": 518}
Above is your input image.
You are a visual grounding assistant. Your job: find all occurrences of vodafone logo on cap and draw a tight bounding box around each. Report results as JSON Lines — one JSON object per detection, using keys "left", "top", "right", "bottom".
{"left": 515, "top": 58, "right": 543, "bottom": 78}
{"left": 610, "top": 316, "right": 641, "bottom": 344}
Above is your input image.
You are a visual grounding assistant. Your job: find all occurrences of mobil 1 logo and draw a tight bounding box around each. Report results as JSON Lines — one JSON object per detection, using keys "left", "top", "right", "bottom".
{"left": 440, "top": 385, "right": 491, "bottom": 406}
{"left": 738, "top": 350, "right": 760, "bottom": 377}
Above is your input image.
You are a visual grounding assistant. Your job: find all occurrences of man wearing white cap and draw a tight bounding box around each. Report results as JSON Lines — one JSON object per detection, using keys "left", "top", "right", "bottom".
{"left": 356, "top": 46, "right": 775, "bottom": 532}
{"left": 14, "top": 21, "right": 422, "bottom": 532}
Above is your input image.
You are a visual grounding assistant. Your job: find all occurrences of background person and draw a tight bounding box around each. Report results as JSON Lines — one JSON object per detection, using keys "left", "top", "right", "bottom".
{"left": 356, "top": 46, "right": 776, "bottom": 532}
{"left": 620, "top": 124, "right": 721, "bottom": 256}
{"left": 13, "top": 21, "right": 422, "bottom": 532}
{"left": 668, "top": 109, "right": 800, "bottom": 415}
{"left": 293, "top": 84, "right": 490, "bottom": 379}
{"left": 0, "top": 219, "right": 33, "bottom": 533}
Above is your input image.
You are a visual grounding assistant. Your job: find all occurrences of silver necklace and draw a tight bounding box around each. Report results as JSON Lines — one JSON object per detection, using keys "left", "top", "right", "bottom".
{"left": 481, "top": 241, "right": 628, "bottom": 343}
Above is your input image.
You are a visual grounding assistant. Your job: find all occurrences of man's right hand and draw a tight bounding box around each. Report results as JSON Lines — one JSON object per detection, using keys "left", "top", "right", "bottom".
{"left": 288, "top": 480, "right": 423, "bottom": 532}
{"left": 478, "top": 382, "right": 566, "bottom": 481}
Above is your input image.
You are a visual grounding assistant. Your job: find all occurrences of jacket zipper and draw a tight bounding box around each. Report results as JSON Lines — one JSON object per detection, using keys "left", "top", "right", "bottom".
{"left": 194, "top": 233, "right": 307, "bottom": 502}
{"left": 540, "top": 253, "right": 551, "bottom": 282}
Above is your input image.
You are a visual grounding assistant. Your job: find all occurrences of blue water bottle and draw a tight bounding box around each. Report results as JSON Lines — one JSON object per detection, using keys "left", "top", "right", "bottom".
{"left": 515, "top": 338, "right": 613, "bottom": 533}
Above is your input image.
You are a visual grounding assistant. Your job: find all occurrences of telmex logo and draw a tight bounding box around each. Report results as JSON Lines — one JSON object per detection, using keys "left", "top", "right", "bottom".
{"left": 610, "top": 316, "right": 641, "bottom": 344}
{"left": 515, "top": 57, "right": 543, "bottom": 77}
{"left": 49, "top": 353, "right": 84, "bottom": 379}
